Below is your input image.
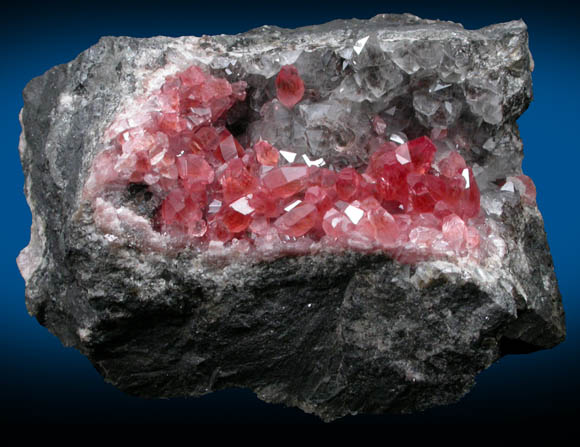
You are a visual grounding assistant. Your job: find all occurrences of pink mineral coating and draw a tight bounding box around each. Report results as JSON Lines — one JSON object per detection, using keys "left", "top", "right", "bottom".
{"left": 85, "top": 64, "right": 508, "bottom": 265}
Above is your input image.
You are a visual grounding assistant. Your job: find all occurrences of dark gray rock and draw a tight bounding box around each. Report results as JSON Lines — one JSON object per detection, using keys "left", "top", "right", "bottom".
{"left": 17, "top": 14, "right": 564, "bottom": 421}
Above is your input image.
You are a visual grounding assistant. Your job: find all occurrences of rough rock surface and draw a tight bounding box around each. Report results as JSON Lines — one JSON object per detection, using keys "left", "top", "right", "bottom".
{"left": 17, "top": 14, "right": 565, "bottom": 421}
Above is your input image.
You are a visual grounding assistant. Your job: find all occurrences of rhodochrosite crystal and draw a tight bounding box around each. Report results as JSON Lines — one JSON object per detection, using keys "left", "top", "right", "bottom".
{"left": 275, "top": 65, "right": 305, "bottom": 109}
{"left": 18, "top": 15, "right": 565, "bottom": 422}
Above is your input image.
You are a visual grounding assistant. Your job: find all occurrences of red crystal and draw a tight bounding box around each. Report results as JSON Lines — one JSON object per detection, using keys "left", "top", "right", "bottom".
{"left": 275, "top": 65, "right": 305, "bottom": 109}
{"left": 207, "top": 218, "right": 233, "bottom": 242}
{"left": 216, "top": 129, "right": 245, "bottom": 162}
{"left": 438, "top": 151, "right": 467, "bottom": 178}
{"left": 176, "top": 154, "right": 214, "bottom": 189}
{"left": 304, "top": 185, "right": 335, "bottom": 214}
{"left": 274, "top": 203, "right": 318, "bottom": 237}
{"left": 221, "top": 207, "right": 252, "bottom": 233}
{"left": 91, "top": 64, "right": 487, "bottom": 265}
{"left": 262, "top": 165, "right": 310, "bottom": 198}
{"left": 408, "top": 173, "right": 447, "bottom": 213}
{"left": 160, "top": 189, "right": 186, "bottom": 224}
{"left": 254, "top": 140, "right": 279, "bottom": 166}
{"left": 406, "top": 136, "right": 437, "bottom": 174}
{"left": 218, "top": 158, "right": 258, "bottom": 203}
{"left": 375, "top": 166, "right": 410, "bottom": 211}
{"left": 321, "top": 207, "right": 355, "bottom": 240}
{"left": 336, "top": 167, "right": 361, "bottom": 201}
{"left": 191, "top": 126, "right": 220, "bottom": 154}
{"left": 249, "top": 189, "right": 283, "bottom": 218}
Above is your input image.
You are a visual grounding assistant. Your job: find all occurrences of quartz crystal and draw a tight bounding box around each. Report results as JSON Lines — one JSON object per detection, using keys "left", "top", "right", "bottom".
{"left": 17, "top": 14, "right": 565, "bottom": 422}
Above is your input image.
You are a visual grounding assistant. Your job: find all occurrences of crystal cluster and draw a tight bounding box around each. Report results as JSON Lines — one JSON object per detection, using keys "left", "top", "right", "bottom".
{"left": 84, "top": 63, "right": 538, "bottom": 263}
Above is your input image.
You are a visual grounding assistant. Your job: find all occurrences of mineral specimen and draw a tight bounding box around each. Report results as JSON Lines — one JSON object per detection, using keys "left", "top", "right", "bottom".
{"left": 17, "top": 14, "right": 565, "bottom": 421}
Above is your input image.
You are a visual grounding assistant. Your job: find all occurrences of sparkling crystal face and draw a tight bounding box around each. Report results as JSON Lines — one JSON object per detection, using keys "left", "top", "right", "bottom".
{"left": 84, "top": 63, "right": 536, "bottom": 263}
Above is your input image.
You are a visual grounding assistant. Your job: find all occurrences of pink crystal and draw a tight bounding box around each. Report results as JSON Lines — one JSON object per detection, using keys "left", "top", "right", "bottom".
{"left": 507, "top": 174, "right": 537, "bottom": 205}
{"left": 254, "top": 140, "right": 279, "bottom": 166}
{"left": 304, "top": 185, "right": 335, "bottom": 214}
{"left": 191, "top": 126, "right": 220, "bottom": 154}
{"left": 409, "top": 226, "right": 440, "bottom": 248}
{"left": 219, "top": 158, "right": 258, "bottom": 203}
{"left": 221, "top": 207, "right": 252, "bottom": 233}
{"left": 274, "top": 203, "right": 318, "bottom": 237}
{"left": 177, "top": 154, "right": 214, "bottom": 187}
{"left": 275, "top": 65, "right": 305, "bottom": 109}
{"left": 442, "top": 214, "right": 467, "bottom": 251}
{"left": 372, "top": 116, "right": 387, "bottom": 135}
{"left": 438, "top": 151, "right": 467, "bottom": 178}
{"left": 262, "top": 165, "right": 310, "bottom": 199}
{"left": 336, "top": 167, "right": 361, "bottom": 201}
{"left": 249, "top": 189, "right": 283, "bottom": 218}
{"left": 216, "top": 129, "right": 245, "bottom": 162}
{"left": 406, "top": 136, "right": 436, "bottom": 174}
{"left": 207, "top": 218, "right": 232, "bottom": 242}
{"left": 360, "top": 200, "right": 399, "bottom": 247}
{"left": 321, "top": 207, "right": 355, "bottom": 240}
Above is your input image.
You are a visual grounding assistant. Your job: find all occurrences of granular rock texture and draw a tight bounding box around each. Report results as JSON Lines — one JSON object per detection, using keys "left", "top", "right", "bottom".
{"left": 17, "top": 14, "right": 565, "bottom": 421}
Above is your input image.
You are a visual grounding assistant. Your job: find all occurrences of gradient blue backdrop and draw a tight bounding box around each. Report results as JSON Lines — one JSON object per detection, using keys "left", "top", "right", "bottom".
{"left": 1, "top": 0, "right": 578, "bottom": 427}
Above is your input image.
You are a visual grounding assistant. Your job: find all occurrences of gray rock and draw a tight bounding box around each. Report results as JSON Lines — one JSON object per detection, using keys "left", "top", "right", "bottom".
{"left": 17, "top": 14, "right": 565, "bottom": 421}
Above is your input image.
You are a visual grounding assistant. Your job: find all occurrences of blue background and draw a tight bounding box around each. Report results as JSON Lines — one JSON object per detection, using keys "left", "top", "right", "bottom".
{"left": 1, "top": 0, "right": 578, "bottom": 428}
